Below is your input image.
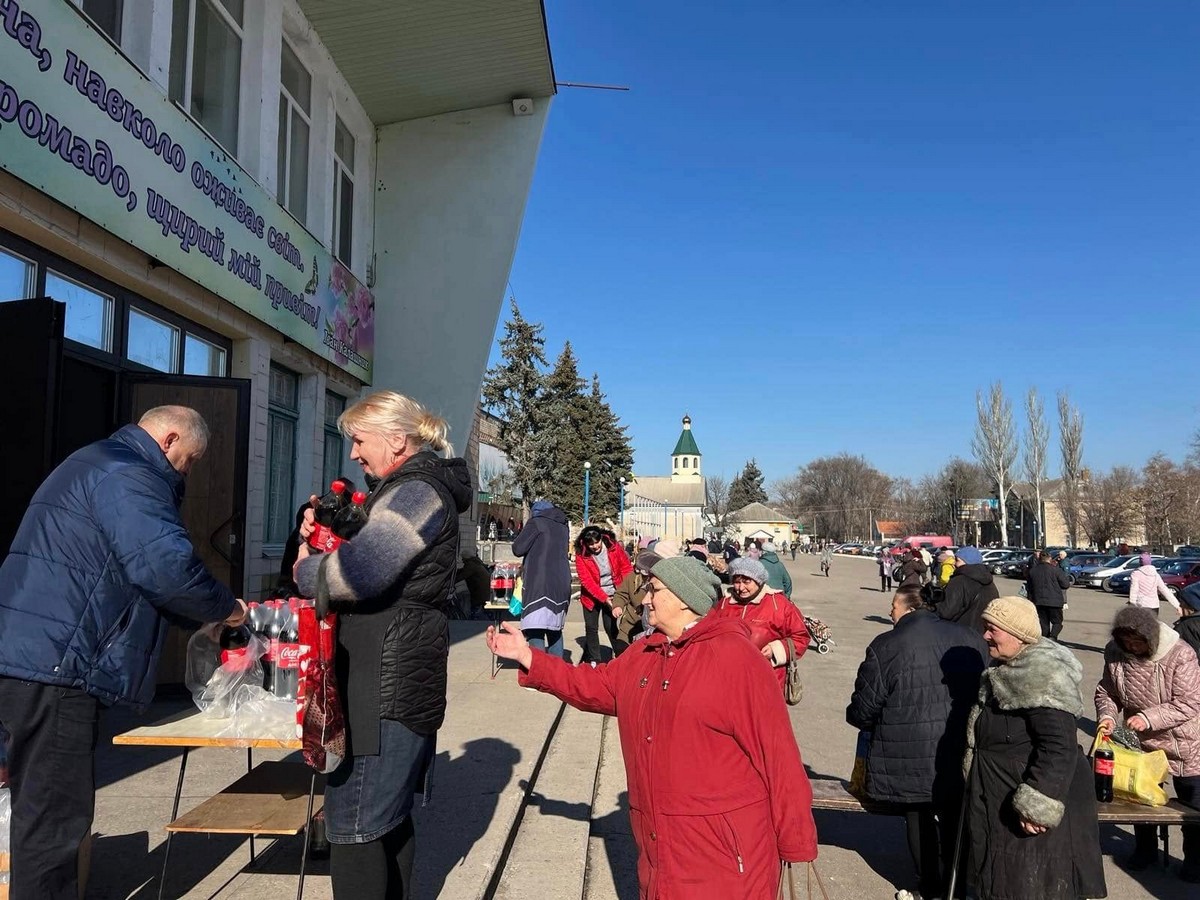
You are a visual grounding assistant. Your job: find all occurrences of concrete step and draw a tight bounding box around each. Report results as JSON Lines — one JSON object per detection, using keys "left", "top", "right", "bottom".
{"left": 492, "top": 703, "right": 606, "bottom": 899}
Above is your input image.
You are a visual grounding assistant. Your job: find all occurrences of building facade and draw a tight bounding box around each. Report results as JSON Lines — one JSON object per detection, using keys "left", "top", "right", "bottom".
{"left": 0, "top": 0, "right": 556, "bottom": 600}
{"left": 624, "top": 416, "right": 707, "bottom": 542}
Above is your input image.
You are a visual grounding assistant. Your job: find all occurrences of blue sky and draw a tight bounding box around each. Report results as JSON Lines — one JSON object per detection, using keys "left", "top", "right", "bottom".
{"left": 493, "top": 1, "right": 1200, "bottom": 487}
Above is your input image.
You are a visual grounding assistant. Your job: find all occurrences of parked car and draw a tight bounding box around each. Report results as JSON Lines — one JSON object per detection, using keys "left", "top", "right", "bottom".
{"left": 1175, "top": 545, "right": 1200, "bottom": 557}
{"left": 1110, "top": 558, "right": 1200, "bottom": 597}
{"left": 837, "top": 543, "right": 864, "bottom": 555}
{"left": 1076, "top": 555, "right": 1165, "bottom": 592}
{"left": 999, "top": 552, "right": 1037, "bottom": 579}
{"left": 1065, "top": 554, "right": 1117, "bottom": 581}
{"left": 982, "top": 549, "right": 1020, "bottom": 572}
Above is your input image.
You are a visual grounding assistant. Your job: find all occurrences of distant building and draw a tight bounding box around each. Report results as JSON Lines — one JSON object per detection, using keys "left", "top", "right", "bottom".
{"left": 729, "top": 502, "right": 796, "bottom": 548}
{"left": 624, "top": 415, "right": 707, "bottom": 542}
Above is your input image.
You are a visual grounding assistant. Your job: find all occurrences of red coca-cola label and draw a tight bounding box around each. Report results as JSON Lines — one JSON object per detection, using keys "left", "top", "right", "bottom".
{"left": 1094, "top": 757, "right": 1115, "bottom": 776}
{"left": 220, "top": 647, "right": 255, "bottom": 672}
{"left": 277, "top": 643, "right": 307, "bottom": 669}
{"left": 307, "top": 524, "right": 343, "bottom": 553}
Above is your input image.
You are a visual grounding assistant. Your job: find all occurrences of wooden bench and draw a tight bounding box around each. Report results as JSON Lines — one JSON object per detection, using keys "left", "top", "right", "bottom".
{"left": 166, "top": 761, "right": 324, "bottom": 835}
{"left": 810, "top": 779, "right": 1200, "bottom": 866}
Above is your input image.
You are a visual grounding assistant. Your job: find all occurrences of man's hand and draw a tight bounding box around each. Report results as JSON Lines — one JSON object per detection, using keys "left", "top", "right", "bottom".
{"left": 297, "top": 495, "right": 319, "bottom": 541}
{"left": 225, "top": 598, "right": 248, "bottom": 626}
{"left": 1126, "top": 714, "right": 1150, "bottom": 732}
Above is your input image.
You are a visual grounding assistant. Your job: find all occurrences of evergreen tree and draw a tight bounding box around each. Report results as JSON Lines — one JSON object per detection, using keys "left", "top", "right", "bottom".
{"left": 581, "top": 374, "right": 634, "bottom": 522}
{"left": 480, "top": 301, "right": 549, "bottom": 509}
{"left": 728, "top": 458, "right": 769, "bottom": 512}
{"left": 539, "top": 343, "right": 591, "bottom": 519}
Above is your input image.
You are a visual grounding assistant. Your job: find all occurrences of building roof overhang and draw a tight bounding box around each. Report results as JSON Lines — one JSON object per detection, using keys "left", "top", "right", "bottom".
{"left": 298, "top": 0, "right": 557, "bottom": 125}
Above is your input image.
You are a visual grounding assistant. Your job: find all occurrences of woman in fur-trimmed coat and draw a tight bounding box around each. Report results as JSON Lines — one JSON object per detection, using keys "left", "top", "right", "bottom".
{"left": 962, "top": 596, "right": 1107, "bottom": 900}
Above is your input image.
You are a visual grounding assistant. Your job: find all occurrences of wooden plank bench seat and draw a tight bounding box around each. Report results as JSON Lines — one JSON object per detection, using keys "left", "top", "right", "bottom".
{"left": 166, "top": 761, "right": 324, "bottom": 836}
{"left": 810, "top": 778, "right": 1200, "bottom": 826}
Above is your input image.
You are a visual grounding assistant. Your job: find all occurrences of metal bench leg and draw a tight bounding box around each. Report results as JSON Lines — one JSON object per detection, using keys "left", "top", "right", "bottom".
{"left": 247, "top": 747, "right": 256, "bottom": 865}
{"left": 296, "top": 772, "right": 318, "bottom": 900}
{"left": 1161, "top": 823, "right": 1170, "bottom": 868}
{"left": 158, "top": 748, "right": 190, "bottom": 900}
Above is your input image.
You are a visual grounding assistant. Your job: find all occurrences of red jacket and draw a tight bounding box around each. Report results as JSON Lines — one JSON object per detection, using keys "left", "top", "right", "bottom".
{"left": 712, "top": 590, "right": 811, "bottom": 689}
{"left": 575, "top": 540, "right": 633, "bottom": 611}
{"left": 520, "top": 615, "right": 818, "bottom": 899}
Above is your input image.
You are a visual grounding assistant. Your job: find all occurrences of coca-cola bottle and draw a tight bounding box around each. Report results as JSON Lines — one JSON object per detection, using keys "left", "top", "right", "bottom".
{"left": 274, "top": 600, "right": 302, "bottom": 701}
{"left": 332, "top": 491, "right": 368, "bottom": 541}
{"left": 1094, "top": 736, "right": 1115, "bottom": 803}
{"left": 219, "top": 624, "right": 253, "bottom": 671}
{"left": 308, "top": 480, "right": 348, "bottom": 551}
{"left": 263, "top": 600, "right": 285, "bottom": 694}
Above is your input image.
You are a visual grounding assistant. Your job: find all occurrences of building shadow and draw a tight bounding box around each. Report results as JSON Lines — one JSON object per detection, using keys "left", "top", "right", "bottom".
{"left": 412, "top": 736, "right": 522, "bottom": 899}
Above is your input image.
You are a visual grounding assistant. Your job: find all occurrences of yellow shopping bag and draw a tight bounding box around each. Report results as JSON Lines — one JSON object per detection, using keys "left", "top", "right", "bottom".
{"left": 1091, "top": 733, "right": 1169, "bottom": 807}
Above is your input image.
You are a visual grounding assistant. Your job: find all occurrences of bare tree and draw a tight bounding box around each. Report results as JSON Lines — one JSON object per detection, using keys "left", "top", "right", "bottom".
{"left": 972, "top": 382, "right": 1018, "bottom": 544}
{"left": 779, "top": 454, "right": 891, "bottom": 541}
{"left": 1023, "top": 388, "right": 1049, "bottom": 545}
{"left": 1142, "top": 454, "right": 1187, "bottom": 552}
{"left": 704, "top": 475, "right": 736, "bottom": 538}
{"left": 1057, "top": 392, "right": 1085, "bottom": 545}
{"left": 1081, "top": 466, "right": 1141, "bottom": 551}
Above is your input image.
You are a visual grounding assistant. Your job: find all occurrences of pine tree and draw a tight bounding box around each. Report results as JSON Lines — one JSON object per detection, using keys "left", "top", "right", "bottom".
{"left": 581, "top": 374, "right": 634, "bottom": 523}
{"left": 728, "top": 458, "right": 769, "bottom": 512}
{"left": 539, "top": 343, "right": 591, "bottom": 519}
{"left": 480, "top": 301, "right": 549, "bottom": 509}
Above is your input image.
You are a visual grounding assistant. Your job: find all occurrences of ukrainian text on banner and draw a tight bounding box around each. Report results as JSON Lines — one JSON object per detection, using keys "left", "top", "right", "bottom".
{"left": 0, "top": 0, "right": 373, "bottom": 381}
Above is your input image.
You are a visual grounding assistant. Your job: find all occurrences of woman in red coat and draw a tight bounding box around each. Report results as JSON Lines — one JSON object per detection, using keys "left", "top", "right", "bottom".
{"left": 713, "top": 557, "right": 811, "bottom": 691}
{"left": 575, "top": 526, "right": 634, "bottom": 662}
{"left": 488, "top": 554, "right": 818, "bottom": 899}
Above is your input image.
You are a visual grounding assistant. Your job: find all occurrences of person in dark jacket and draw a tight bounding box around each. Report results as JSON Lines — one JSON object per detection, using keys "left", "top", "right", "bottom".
{"left": 898, "top": 550, "right": 927, "bottom": 588}
{"left": 964, "top": 596, "right": 1106, "bottom": 900}
{"left": 512, "top": 501, "right": 571, "bottom": 656}
{"left": 0, "top": 406, "right": 245, "bottom": 900}
{"left": 1026, "top": 550, "right": 1072, "bottom": 639}
{"left": 847, "top": 585, "right": 987, "bottom": 899}
{"left": 934, "top": 546, "right": 999, "bottom": 633}
{"left": 1178, "top": 587, "right": 1200, "bottom": 656}
{"left": 294, "top": 391, "right": 471, "bottom": 900}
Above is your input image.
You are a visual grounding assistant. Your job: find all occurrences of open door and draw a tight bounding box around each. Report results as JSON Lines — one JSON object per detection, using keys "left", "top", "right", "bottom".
{"left": 121, "top": 374, "right": 251, "bottom": 684}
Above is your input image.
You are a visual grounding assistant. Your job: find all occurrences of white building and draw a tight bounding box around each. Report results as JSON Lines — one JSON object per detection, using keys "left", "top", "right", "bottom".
{"left": 0, "top": 0, "right": 557, "bottom": 609}
{"left": 625, "top": 416, "right": 707, "bottom": 542}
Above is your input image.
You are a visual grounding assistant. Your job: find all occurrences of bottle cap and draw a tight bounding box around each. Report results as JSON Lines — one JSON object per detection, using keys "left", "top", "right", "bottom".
{"left": 331, "top": 479, "right": 346, "bottom": 493}
{"left": 352, "top": 491, "right": 367, "bottom": 503}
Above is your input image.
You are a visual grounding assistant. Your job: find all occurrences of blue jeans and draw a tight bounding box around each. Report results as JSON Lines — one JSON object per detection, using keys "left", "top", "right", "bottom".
{"left": 523, "top": 628, "right": 563, "bottom": 657}
{"left": 323, "top": 718, "right": 434, "bottom": 843}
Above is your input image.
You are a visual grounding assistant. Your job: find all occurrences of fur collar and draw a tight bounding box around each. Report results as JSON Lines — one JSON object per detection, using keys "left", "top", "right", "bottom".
{"left": 982, "top": 638, "right": 1083, "bottom": 717}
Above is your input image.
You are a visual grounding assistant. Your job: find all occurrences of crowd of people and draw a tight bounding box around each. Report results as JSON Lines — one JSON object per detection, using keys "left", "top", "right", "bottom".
{"left": 2, "top": 392, "right": 1199, "bottom": 899}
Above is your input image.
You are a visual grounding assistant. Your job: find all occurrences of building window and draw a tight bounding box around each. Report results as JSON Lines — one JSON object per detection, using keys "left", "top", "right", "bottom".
{"left": 682, "top": 457, "right": 688, "bottom": 469}
{"left": 265, "top": 364, "right": 299, "bottom": 545}
{"left": 169, "top": 0, "right": 243, "bottom": 154}
{"left": 126, "top": 307, "right": 180, "bottom": 372}
{"left": 694, "top": 457, "right": 698, "bottom": 468}
{"left": 45, "top": 270, "right": 113, "bottom": 351}
{"left": 80, "top": 0, "right": 123, "bottom": 45}
{"left": 331, "top": 115, "right": 355, "bottom": 266}
{"left": 0, "top": 247, "right": 35, "bottom": 301}
{"left": 183, "top": 333, "right": 227, "bottom": 376}
{"left": 277, "top": 40, "right": 311, "bottom": 223}
{"left": 322, "top": 391, "right": 347, "bottom": 489}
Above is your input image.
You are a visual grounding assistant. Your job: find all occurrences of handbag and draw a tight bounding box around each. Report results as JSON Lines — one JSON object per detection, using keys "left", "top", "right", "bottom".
{"left": 303, "top": 560, "right": 348, "bottom": 774}
{"left": 777, "top": 861, "right": 830, "bottom": 900}
{"left": 784, "top": 636, "right": 804, "bottom": 706}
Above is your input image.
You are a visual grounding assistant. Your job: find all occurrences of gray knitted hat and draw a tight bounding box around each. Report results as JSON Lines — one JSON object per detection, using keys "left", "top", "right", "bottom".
{"left": 648, "top": 555, "right": 721, "bottom": 615}
{"left": 727, "top": 557, "right": 769, "bottom": 585}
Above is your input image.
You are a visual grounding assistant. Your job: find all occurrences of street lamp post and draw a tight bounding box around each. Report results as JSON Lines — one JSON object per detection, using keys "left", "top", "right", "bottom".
{"left": 619, "top": 476, "right": 626, "bottom": 536}
{"left": 583, "top": 461, "right": 592, "bottom": 523}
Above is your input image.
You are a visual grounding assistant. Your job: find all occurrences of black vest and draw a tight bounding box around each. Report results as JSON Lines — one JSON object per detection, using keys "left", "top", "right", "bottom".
{"left": 338, "top": 452, "right": 469, "bottom": 755}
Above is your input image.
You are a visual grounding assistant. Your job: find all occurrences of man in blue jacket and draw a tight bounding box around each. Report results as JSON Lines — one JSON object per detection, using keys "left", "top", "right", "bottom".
{"left": 0, "top": 405, "right": 246, "bottom": 900}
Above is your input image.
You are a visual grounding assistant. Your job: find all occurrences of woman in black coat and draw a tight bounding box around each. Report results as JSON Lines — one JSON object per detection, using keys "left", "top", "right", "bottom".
{"left": 961, "top": 596, "right": 1106, "bottom": 900}
{"left": 511, "top": 501, "right": 571, "bottom": 655}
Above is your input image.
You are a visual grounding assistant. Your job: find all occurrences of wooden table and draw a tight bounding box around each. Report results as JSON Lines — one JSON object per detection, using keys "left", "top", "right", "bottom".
{"left": 114, "top": 709, "right": 321, "bottom": 900}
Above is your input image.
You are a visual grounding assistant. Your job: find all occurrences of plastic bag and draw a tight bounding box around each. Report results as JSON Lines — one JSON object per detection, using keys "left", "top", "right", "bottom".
{"left": 0, "top": 785, "right": 10, "bottom": 886}
{"left": 1090, "top": 732, "right": 1169, "bottom": 807}
{"left": 299, "top": 604, "right": 346, "bottom": 774}
{"left": 183, "top": 625, "right": 295, "bottom": 741}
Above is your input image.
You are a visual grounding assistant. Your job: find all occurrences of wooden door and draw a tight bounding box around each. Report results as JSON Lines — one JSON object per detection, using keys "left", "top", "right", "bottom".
{"left": 120, "top": 374, "right": 250, "bottom": 684}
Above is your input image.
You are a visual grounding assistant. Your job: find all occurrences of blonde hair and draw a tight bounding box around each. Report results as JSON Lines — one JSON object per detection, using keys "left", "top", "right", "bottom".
{"left": 338, "top": 391, "right": 454, "bottom": 457}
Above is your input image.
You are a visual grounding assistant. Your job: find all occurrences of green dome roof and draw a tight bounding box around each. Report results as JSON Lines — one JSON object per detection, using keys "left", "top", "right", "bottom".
{"left": 672, "top": 415, "right": 700, "bottom": 456}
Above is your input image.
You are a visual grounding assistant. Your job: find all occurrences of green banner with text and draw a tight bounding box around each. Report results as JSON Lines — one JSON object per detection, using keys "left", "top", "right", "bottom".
{"left": 0, "top": 0, "right": 373, "bottom": 381}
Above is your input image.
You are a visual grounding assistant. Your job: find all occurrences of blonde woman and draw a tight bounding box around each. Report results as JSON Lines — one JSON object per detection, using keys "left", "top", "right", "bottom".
{"left": 294, "top": 391, "right": 471, "bottom": 899}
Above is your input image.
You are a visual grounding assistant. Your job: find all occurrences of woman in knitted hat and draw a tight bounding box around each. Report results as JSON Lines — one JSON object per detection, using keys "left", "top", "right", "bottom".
{"left": 713, "top": 557, "right": 811, "bottom": 692}
{"left": 1095, "top": 605, "right": 1200, "bottom": 881}
{"left": 486, "top": 555, "right": 818, "bottom": 898}
{"left": 958, "top": 596, "right": 1105, "bottom": 900}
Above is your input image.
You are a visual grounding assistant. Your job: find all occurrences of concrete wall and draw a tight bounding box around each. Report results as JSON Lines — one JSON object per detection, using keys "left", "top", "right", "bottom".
{"left": 371, "top": 99, "right": 551, "bottom": 452}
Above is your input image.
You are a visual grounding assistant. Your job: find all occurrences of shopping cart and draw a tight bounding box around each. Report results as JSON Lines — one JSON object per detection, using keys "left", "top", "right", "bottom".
{"left": 804, "top": 616, "right": 836, "bottom": 654}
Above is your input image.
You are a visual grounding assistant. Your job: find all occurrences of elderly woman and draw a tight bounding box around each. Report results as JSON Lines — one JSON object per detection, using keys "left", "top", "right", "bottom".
{"left": 1095, "top": 605, "right": 1200, "bottom": 882}
{"left": 575, "top": 525, "right": 633, "bottom": 662}
{"left": 487, "top": 555, "right": 818, "bottom": 898}
{"left": 961, "top": 596, "right": 1105, "bottom": 900}
{"left": 712, "top": 557, "right": 810, "bottom": 692}
{"left": 294, "top": 391, "right": 471, "bottom": 899}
